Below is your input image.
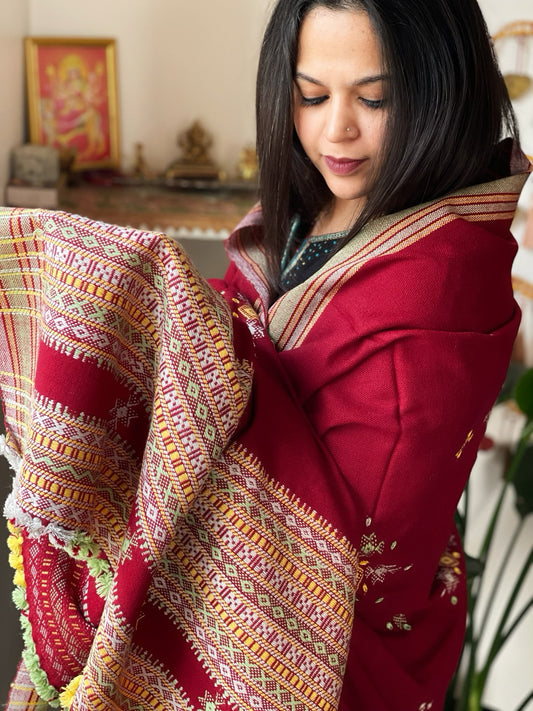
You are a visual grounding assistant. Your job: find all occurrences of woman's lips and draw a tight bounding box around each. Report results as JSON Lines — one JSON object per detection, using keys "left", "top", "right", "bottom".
{"left": 324, "top": 155, "right": 365, "bottom": 175}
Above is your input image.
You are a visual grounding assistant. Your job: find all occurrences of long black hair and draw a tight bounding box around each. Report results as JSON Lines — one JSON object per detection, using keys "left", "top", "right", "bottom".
{"left": 256, "top": 0, "right": 520, "bottom": 292}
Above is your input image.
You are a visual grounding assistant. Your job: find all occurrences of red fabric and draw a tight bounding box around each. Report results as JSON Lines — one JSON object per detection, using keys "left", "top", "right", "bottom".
{"left": 0, "top": 152, "right": 528, "bottom": 711}
{"left": 0, "top": 209, "right": 359, "bottom": 711}
{"left": 216, "top": 169, "right": 526, "bottom": 710}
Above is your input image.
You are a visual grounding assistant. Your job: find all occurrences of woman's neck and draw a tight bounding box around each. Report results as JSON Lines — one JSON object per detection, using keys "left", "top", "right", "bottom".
{"left": 310, "top": 197, "right": 365, "bottom": 236}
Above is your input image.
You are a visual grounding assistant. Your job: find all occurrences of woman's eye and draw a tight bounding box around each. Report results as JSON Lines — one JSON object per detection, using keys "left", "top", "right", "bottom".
{"left": 300, "top": 95, "right": 327, "bottom": 107}
{"left": 361, "top": 98, "right": 385, "bottom": 109}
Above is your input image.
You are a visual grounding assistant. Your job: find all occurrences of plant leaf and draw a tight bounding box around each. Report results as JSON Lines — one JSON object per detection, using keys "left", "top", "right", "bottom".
{"left": 464, "top": 552, "right": 484, "bottom": 580}
{"left": 514, "top": 368, "right": 533, "bottom": 419}
{"left": 512, "top": 444, "right": 533, "bottom": 519}
{"left": 455, "top": 506, "right": 466, "bottom": 541}
{"left": 498, "top": 361, "right": 528, "bottom": 404}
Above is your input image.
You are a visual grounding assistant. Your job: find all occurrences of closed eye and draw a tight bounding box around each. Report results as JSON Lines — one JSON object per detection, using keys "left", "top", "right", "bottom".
{"left": 299, "top": 95, "right": 385, "bottom": 109}
{"left": 361, "top": 97, "right": 385, "bottom": 109}
{"left": 300, "top": 95, "right": 328, "bottom": 107}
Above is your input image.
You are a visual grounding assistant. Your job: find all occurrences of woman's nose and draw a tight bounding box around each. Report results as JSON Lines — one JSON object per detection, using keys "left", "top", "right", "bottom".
{"left": 325, "top": 100, "right": 358, "bottom": 142}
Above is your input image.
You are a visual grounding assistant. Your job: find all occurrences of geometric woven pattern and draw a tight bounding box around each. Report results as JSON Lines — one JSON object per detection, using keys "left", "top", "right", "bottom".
{"left": 0, "top": 146, "right": 529, "bottom": 711}
{"left": 0, "top": 208, "right": 255, "bottom": 709}
{"left": 0, "top": 207, "right": 362, "bottom": 711}
{"left": 148, "top": 445, "right": 362, "bottom": 711}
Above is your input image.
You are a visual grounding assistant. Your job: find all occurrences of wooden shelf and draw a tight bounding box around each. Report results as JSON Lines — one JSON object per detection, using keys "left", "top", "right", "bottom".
{"left": 58, "top": 179, "right": 258, "bottom": 235}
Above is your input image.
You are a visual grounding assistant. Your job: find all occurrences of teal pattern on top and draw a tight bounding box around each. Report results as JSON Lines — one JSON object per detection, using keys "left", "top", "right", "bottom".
{"left": 280, "top": 215, "right": 348, "bottom": 292}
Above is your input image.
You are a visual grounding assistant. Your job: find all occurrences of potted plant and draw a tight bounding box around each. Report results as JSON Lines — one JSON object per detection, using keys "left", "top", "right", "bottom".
{"left": 445, "top": 363, "right": 533, "bottom": 711}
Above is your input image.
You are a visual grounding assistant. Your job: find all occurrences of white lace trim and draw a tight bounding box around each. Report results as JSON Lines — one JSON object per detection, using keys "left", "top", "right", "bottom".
{"left": 0, "top": 434, "right": 22, "bottom": 474}
{"left": 1, "top": 434, "right": 76, "bottom": 545}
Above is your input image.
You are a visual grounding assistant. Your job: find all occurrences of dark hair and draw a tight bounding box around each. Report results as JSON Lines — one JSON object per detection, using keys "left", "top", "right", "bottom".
{"left": 256, "top": 0, "right": 520, "bottom": 293}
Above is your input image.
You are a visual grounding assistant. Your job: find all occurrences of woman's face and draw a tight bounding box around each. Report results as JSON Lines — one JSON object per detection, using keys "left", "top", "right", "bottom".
{"left": 293, "top": 7, "right": 388, "bottom": 222}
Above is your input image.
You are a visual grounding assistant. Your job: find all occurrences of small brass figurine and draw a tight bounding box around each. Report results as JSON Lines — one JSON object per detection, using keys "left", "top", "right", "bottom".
{"left": 166, "top": 121, "right": 220, "bottom": 180}
{"left": 236, "top": 146, "right": 258, "bottom": 182}
{"left": 132, "top": 142, "right": 151, "bottom": 180}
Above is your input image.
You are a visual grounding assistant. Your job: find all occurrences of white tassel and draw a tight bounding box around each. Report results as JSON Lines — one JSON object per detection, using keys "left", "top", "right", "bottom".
{"left": 0, "top": 434, "right": 22, "bottom": 474}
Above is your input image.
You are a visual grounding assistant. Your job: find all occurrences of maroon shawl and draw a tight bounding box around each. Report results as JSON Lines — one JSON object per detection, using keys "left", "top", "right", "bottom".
{"left": 0, "top": 153, "right": 529, "bottom": 711}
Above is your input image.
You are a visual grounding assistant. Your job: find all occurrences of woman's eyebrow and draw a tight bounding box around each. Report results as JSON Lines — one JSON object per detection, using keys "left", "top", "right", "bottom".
{"left": 295, "top": 71, "right": 388, "bottom": 87}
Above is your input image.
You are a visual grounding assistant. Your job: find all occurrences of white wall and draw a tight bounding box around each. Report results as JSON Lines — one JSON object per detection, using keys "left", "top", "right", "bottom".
{"left": 0, "top": 0, "right": 29, "bottom": 701}
{"left": 485, "top": 3, "right": 533, "bottom": 157}
{"left": 481, "top": 0, "right": 533, "bottom": 268}
{"left": 0, "top": 0, "right": 28, "bottom": 187}
{"left": 465, "top": 447, "right": 533, "bottom": 711}
{"left": 470, "top": 8, "right": 533, "bottom": 695}
{"left": 24, "top": 0, "right": 533, "bottom": 178}
{"left": 458, "top": 12, "right": 533, "bottom": 711}
{"left": 28, "top": 0, "right": 273, "bottom": 177}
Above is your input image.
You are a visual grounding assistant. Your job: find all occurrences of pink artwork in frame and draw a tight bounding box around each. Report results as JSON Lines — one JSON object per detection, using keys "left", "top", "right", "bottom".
{"left": 25, "top": 37, "right": 120, "bottom": 171}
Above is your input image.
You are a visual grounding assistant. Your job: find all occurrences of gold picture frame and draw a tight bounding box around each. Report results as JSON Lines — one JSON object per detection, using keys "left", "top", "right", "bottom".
{"left": 24, "top": 36, "right": 120, "bottom": 171}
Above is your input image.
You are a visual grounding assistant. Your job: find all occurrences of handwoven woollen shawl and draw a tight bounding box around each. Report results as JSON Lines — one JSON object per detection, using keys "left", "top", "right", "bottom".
{"left": 0, "top": 207, "right": 362, "bottom": 711}
{"left": 218, "top": 160, "right": 530, "bottom": 711}
{"left": 0, "top": 152, "right": 530, "bottom": 711}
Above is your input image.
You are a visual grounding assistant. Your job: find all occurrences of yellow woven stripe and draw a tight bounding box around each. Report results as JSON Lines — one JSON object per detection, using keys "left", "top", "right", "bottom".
{"left": 0, "top": 216, "right": 44, "bottom": 447}
{"left": 162, "top": 549, "right": 342, "bottom": 711}
{"left": 211, "top": 493, "right": 353, "bottom": 623}
{"left": 170, "top": 543, "right": 339, "bottom": 711}
{"left": 146, "top": 444, "right": 360, "bottom": 711}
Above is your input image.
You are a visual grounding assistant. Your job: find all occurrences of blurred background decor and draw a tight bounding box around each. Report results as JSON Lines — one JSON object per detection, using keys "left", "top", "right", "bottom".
{"left": 165, "top": 120, "right": 220, "bottom": 181}
{"left": 493, "top": 21, "right": 533, "bottom": 100}
{"left": 445, "top": 361, "right": 533, "bottom": 711}
{"left": 5, "top": 143, "right": 61, "bottom": 208}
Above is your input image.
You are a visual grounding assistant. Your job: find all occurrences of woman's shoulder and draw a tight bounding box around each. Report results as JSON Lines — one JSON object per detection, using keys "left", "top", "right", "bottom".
{"left": 339, "top": 184, "right": 520, "bottom": 331}
{"left": 269, "top": 179, "right": 524, "bottom": 349}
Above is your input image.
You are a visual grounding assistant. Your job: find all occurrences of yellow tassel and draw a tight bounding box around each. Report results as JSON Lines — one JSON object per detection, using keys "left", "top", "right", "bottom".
{"left": 13, "top": 568, "right": 26, "bottom": 588}
{"left": 8, "top": 550, "right": 23, "bottom": 569}
{"left": 59, "top": 674, "right": 82, "bottom": 709}
{"left": 7, "top": 534, "right": 22, "bottom": 555}
{"left": 7, "top": 520, "right": 17, "bottom": 535}
{"left": 6, "top": 521, "right": 25, "bottom": 589}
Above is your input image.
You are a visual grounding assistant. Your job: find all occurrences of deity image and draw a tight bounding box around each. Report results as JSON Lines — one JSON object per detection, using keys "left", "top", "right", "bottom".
{"left": 38, "top": 50, "right": 109, "bottom": 166}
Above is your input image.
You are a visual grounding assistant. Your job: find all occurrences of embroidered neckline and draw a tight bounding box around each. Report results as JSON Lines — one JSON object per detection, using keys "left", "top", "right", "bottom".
{"left": 280, "top": 215, "right": 348, "bottom": 292}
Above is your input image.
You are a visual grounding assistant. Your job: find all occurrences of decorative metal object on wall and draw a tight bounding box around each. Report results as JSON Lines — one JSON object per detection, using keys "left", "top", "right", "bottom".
{"left": 493, "top": 21, "right": 533, "bottom": 100}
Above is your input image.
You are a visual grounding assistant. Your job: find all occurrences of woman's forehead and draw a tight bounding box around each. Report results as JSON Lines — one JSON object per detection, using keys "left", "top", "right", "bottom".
{"left": 296, "top": 7, "right": 382, "bottom": 81}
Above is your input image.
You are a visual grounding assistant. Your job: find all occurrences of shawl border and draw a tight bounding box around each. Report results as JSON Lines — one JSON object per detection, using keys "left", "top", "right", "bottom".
{"left": 267, "top": 173, "right": 529, "bottom": 350}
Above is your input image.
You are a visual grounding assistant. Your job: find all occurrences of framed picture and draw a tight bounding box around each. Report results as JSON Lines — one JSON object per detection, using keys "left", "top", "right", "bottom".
{"left": 24, "top": 37, "right": 120, "bottom": 171}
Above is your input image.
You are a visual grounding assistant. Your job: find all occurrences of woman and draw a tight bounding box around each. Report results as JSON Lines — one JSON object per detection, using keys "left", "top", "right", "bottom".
{"left": 256, "top": 0, "right": 521, "bottom": 294}
{"left": 0, "top": 1, "right": 529, "bottom": 710}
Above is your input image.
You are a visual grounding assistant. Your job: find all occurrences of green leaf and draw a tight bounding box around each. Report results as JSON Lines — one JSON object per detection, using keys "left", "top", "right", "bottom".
{"left": 455, "top": 506, "right": 466, "bottom": 540}
{"left": 512, "top": 444, "right": 533, "bottom": 519}
{"left": 498, "top": 361, "right": 528, "bottom": 404}
{"left": 464, "top": 552, "right": 484, "bottom": 580}
{"left": 514, "top": 368, "right": 533, "bottom": 419}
